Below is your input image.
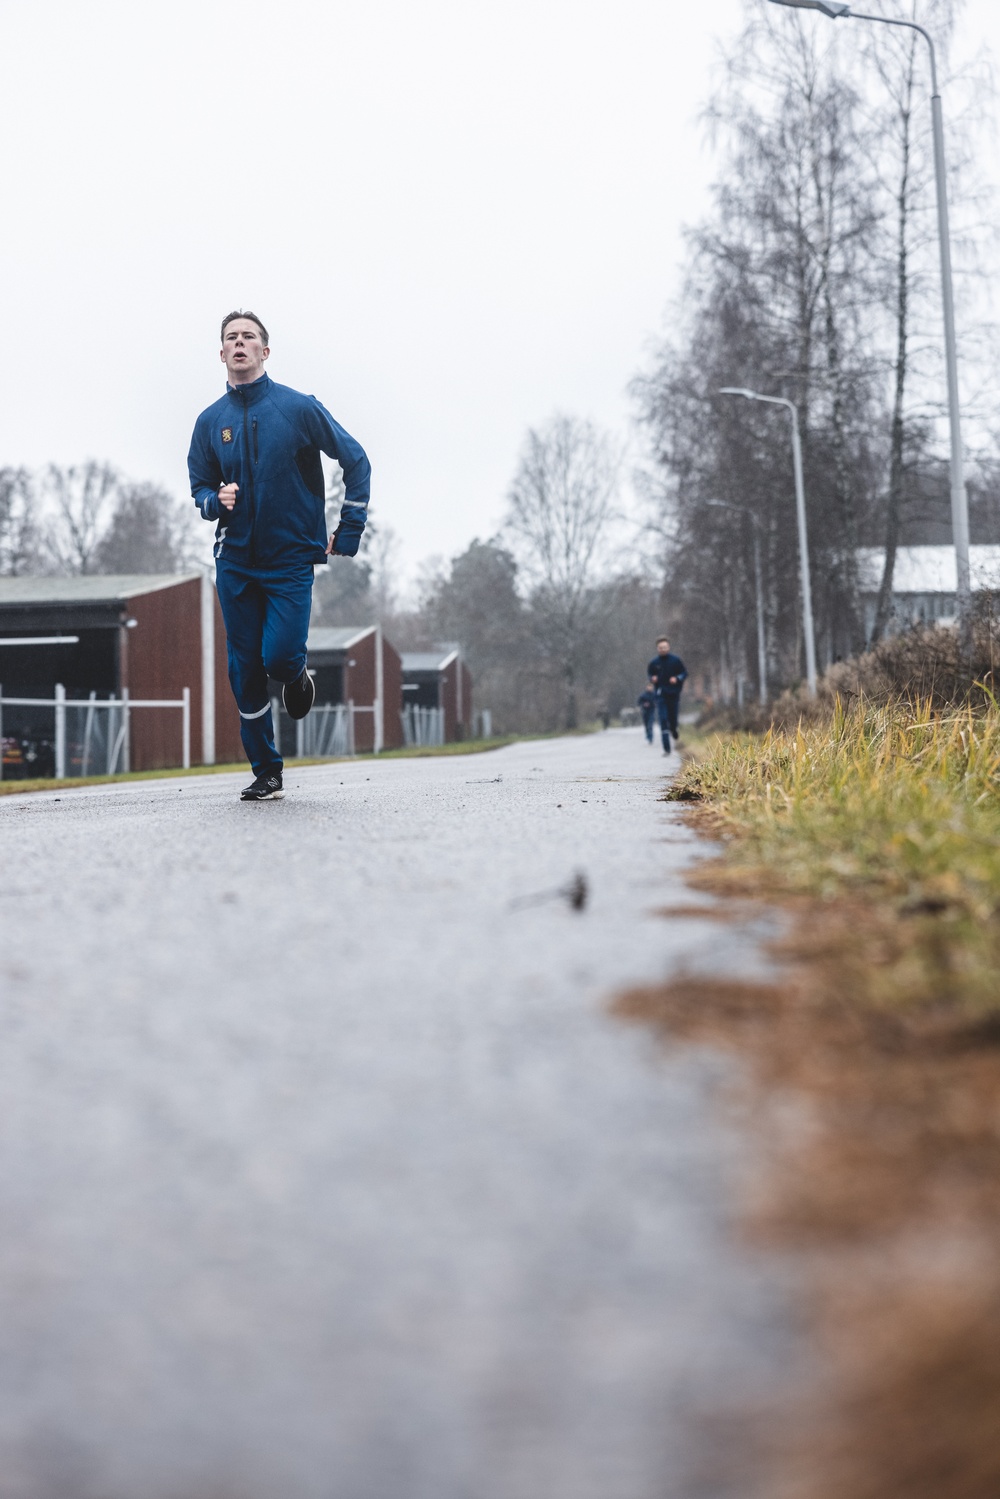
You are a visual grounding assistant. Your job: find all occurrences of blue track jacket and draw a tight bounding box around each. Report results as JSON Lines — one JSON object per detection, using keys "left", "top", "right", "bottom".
{"left": 188, "top": 373, "right": 370, "bottom": 569}
{"left": 647, "top": 653, "right": 687, "bottom": 695}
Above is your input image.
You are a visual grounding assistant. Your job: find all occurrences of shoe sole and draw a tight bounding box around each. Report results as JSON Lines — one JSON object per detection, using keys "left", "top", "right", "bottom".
{"left": 240, "top": 790, "right": 285, "bottom": 801}
{"left": 282, "top": 671, "right": 316, "bottom": 722}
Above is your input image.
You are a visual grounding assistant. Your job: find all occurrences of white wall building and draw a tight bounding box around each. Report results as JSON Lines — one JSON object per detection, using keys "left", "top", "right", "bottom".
{"left": 857, "top": 545, "right": 1000, "bottom": 637}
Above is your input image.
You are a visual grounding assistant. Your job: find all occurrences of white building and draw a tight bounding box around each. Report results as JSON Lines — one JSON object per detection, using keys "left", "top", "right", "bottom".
{"left": 857, "top": 545, "right": 1000, "bottom": 637}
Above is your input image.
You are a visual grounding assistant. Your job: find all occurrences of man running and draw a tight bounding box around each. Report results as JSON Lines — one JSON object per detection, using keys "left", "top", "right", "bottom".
{"left": 188, "top": 312, "right": 371, "bottom": 801}
{"left": 637, "top": 688, "right": 657, "bottom": 745}
{"left": 647, "top": 637, "right": 687, "bottom": 755}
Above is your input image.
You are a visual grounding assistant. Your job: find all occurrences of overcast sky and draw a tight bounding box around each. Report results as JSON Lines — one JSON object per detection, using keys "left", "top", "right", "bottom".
{"left": 0, "top": 0, "right": 996, "bottom": 578}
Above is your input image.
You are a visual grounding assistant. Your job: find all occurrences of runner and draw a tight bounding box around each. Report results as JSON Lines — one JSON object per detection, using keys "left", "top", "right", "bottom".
{"left": 188, "top": 312, "right": 371, "bottom": 801}
{"left": 637, "top": 688, "right": 657, "bottom": 745}
{"left": 647, "top": 637, "right": 687, "bottom": 755}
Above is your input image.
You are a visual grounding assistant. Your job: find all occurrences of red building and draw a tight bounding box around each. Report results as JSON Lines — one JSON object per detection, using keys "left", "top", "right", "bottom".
{"left": 275, "top": 625, "right": 403, "bottom": 754}
{"left": 0, "top": 573, "right": 240, "bottom": 773}
{"left": 401, "top": 646, "right": 473, "bottom": 741}
{"left": 0, "top": 577, "right": 469, "bottom": 775}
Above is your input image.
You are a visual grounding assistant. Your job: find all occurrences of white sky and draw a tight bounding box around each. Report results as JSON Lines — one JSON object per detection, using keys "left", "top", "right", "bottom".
{"left": 0, "top": 0, "right": 996, "bottom": 578}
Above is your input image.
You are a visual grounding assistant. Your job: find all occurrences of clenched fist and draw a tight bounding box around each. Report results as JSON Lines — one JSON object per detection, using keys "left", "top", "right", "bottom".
{"left": 218, "top": 483, "right": 239, "bottom": 511}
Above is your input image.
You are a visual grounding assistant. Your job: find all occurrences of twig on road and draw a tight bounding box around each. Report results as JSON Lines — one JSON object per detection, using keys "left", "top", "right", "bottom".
{"left": 509, "top": 871, "right": 588, "bottom": 913}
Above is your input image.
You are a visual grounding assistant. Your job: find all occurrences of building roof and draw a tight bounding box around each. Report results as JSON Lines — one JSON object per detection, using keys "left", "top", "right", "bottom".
{"left": 0, "top": 573, "right": 201, "bottom": 606}
{"left": 306, "top": 625, "right": 375, "bottom": 653}
{"left": 401, "top": 647, "right": 459, "bottom": 673}
{"left": 857, "top": 545, "right": 1000, "bottom": 594}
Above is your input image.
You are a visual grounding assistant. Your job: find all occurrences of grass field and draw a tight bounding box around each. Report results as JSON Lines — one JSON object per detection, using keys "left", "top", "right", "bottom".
{"left": 0, "top": 736, "right": 518, "bottom": 797}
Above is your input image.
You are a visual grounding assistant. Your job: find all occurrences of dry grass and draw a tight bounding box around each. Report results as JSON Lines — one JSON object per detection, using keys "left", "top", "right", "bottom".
{"left": 670, "top": 697, "right": 1000, "bottom": 1018}
{"left": 704, "top": 613, "right": 1000, "bottom": 733}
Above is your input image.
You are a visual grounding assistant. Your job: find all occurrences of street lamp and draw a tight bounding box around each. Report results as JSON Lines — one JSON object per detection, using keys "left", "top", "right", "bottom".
{"left": 768, "top": 0, "right": 972, "bottom": 647}
{"left": 720, "top": 387, "right": 818, "bottom": 694}
{"left": 770, "top": 0, "right": 850, "bottom": 14}
{"left": 705, "top": 500, "right": 768, "bottom": 706}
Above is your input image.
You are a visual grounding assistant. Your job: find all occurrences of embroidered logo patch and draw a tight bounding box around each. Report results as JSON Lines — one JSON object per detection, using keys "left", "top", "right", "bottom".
{"left": 222, "top": 427, "right": 233, "bottom": 443}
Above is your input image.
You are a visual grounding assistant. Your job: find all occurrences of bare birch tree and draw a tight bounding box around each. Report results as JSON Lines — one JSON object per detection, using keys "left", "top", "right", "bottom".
{"left": 504, "top": 414, "right": 620, "bottom": 728}
{"left": 862, "top": 0, "right": 962, "bottom": 640}
{"left": 636, "top": 11, "right": 883, "bottom": 698}
{"left": 0, "top": 468, "right": 42, "bottom": 575}
{"left": 93, "top": 481, "right": 193, "bottom": 574}
{"left": 39, "top": 461, "right": 120, "bottom": 575}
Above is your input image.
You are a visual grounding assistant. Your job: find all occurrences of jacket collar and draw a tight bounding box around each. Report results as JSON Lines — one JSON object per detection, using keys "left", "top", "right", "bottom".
{"left": 226, "top": 372, "right": 270, "bottom": 406}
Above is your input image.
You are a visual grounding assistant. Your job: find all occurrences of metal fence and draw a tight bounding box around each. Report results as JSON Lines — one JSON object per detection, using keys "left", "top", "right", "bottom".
{"left": 271, "top": 699, "right": 352, "bottom": 759}
{"left": 400, "top": 704, "right": 445, "bottom": 748}
{"left": 0, "top": 684, "right": 191, "bottom": 780}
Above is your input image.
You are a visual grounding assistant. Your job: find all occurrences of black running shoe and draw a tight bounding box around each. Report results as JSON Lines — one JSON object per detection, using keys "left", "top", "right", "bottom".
{"left": 240, "top": 771, "right": 284, "bottom": 801}
{"left": 282, "top": 667, "right": 316, "bottom": 721}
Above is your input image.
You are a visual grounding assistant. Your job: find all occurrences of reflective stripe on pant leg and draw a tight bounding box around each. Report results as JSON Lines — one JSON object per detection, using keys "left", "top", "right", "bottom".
{"left": 215, "top": 559, "right": 283, "bottom": 776}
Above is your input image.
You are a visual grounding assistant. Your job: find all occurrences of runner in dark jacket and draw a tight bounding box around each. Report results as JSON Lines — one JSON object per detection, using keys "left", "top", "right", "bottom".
{"left": 188, "top": 311, "right": 370, "bottom": 800}
{"left": 637, "top": 689, "right": 657, "bottom": 744}
{"left": 647, "top": 637, "right": 687, "bottom": 753}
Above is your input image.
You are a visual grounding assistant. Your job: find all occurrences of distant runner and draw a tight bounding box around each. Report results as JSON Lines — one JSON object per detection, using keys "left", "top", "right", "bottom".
{"left": 188, "top": 311, "right": 371, "bottom": 801}
{"left": 647, "top": 637, "right": 687, "bottom": 755}
{"left": 637, "top": 688, "right": 657, "bottom": 745}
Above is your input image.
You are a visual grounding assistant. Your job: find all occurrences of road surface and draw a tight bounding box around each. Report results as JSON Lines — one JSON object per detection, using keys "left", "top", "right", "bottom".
{"left": 0, "top": 730, "right": 791, "bottom": 1499}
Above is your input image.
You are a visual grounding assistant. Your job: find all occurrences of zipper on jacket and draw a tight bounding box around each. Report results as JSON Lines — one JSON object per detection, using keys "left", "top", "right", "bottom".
{"left": 242, "top": 397, "right": 257, "bottom": 567}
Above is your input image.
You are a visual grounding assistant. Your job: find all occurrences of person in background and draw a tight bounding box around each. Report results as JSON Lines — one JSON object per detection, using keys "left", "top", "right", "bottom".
{"left": 647, "top": 637, "right": 687, "bottom": 754}
{"left": 637, "top": 688, "right": 657, "bottom": 745}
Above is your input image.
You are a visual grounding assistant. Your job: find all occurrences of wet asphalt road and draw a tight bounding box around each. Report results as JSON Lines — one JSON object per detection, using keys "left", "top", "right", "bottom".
{"left": 0, "top": 730, "right": 790, "bottom": 1499}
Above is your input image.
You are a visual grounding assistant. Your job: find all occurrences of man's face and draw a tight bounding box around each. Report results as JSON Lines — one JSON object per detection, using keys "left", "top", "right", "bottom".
{"left": 220, "top": 319, "right": 269, "bottom": 384}
{"left": 658, "top": 641, "right": 670, "bottom": 657}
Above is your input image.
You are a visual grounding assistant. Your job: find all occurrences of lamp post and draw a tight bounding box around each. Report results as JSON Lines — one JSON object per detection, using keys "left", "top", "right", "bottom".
{"left": 720, "top": 388, "right": 818, "bottom": 694}
{"left": 706, "top": 500, "right": 768, "bottom": 705}
{"left": 768, "top": 0, "right": 972, "bottom": 647}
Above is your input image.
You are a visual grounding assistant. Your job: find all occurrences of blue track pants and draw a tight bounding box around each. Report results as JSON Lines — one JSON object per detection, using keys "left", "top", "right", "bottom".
{"left": 215, "top": 558, "right": 314, "bottom": 776}
{"left": 656, "top": 692, "right": 680, "bottom": 750}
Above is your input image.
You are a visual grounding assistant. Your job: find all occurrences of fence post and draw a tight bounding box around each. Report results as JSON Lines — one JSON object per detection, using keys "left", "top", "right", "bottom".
{"left": 348, "top": 699, "right": 355, "bottom": 756}
{"left": 122, "top": 687, "right": 130, "bottom": 774}
{"left": 54, "top": 683, "right": 66, "bottom": 780}
{"left": 107, "top": 696, "right": 118, "bottom": 775}
{"left": 296, "top": 714, "right": 304, "bottom": 760}
{"left": 182, "top": 687, "right": 191, "bottom": 770}
{"left": 374, "top": 623, "right": 384, "bottom": 754}
{"left": 200, "top": 572, "right": 216, "bottom": 766}
{"left": 82, "top": 691, "right": 97, "bottom": 777}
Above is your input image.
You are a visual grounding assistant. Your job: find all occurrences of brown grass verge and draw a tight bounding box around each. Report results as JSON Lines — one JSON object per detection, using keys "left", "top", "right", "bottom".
{"left": 613, "top": 899, "right": 1000, "bottom": 1499}
{"left": 700, "top": 611, "right": 1000, "bottom": 734}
